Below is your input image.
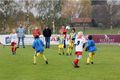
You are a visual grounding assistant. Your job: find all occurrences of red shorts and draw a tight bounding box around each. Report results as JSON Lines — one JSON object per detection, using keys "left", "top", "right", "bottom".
{"left": 11, "top": 42, "right": 16, "bottom": 46}
{"left": 75, "top": 52, "right": 82, "bottom": 56}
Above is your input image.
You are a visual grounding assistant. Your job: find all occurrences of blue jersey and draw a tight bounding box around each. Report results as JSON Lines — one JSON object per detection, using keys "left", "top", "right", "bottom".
{"left": 32, "top": 38, "right": 44, "bottom": 53}
{"left": 86, "top": 40, "right": 96, "bottom": 52}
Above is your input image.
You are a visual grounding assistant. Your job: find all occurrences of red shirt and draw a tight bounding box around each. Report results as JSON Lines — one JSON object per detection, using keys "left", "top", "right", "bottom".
{"left": 32, "top": 29, "right": 41, "bottom": 37}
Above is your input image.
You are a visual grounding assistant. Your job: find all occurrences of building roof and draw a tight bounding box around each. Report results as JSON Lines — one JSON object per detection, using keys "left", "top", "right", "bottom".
{"left": 71, "top": 18, "right": 91, "bottom": 23}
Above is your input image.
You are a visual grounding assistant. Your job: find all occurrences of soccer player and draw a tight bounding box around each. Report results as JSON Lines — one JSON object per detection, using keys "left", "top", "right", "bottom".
{"left": 85, "top": 35, "right": 96, "bottom": 64}
{"left": 32, "top": 35, "right": 48, "bottom": 65}
{"left": 67, "top": 28, "right": 76, "bottom": 56}
{"left": 72, "top": 31, "right": 86, "bottom": 68}
{"left": 57, "top": 31, "right": 65, "bottom": 55}
{"left": 10, "top": 29, "right": 17, "bottom": 55}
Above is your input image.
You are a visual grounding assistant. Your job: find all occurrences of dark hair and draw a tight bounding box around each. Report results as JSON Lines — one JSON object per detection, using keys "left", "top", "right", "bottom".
{"left": 88, "top": 35, "right": 93, "bottom": 40}
{"left": 34, "top": 36, "right": 39, "bottom": 39}
{"left": 72, "top": 28, "right": 75, "bottom": 32}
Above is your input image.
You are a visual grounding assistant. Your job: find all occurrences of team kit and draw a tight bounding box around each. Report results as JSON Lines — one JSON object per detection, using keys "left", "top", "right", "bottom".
{"left": 9, "top": 28, "right": 96, "bottom": 68}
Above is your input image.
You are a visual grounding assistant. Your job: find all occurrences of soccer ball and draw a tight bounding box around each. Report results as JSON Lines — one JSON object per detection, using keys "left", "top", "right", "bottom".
{"left": 66, "top": 26, "right": 70, "bottom": 30}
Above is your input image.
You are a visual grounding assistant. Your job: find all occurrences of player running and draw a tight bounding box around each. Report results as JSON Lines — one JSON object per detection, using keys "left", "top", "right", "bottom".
{"left": 72, "top": 31, "right": 86, "bottom": 68}
{"left": 67, "top": 28, "right": 76, "bottom": 56}
{"left": 85, "top": 35, "right": 97, "bottom": 64}
{"left": 10, "top": 29, "right": 17, "bottom": 55}
{"left": 32, "top": 30, "right": 48, "bottom": 65}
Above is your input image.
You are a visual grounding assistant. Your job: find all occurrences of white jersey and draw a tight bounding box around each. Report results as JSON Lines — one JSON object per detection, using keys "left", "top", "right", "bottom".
{"left": 10, "top": 33, "right": 17, "bottom": 43}
{"left": 75, "top": 37, "right": 86, "bottom": 52}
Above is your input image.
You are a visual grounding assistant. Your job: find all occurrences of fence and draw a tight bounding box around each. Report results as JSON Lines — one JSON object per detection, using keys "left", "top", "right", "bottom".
{"left": 0, "top": 34, "right": 120, "bottom": 45}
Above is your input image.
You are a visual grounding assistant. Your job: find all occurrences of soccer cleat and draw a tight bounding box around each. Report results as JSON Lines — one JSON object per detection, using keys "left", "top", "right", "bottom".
{"left": 86, "top": 63, "right": 90, "bottom": 65}
{"left": 12, "top": 52, "right": 16, "bottom": 55}
{"left": 45, "top": 61, "right": 48, "bottom": 64}
{"left": 74, "top": 65, "right": 80, "bottom": 68}
{"left": 33, "top": 63, "right": 37, "bottom": 65}
{"left": 66, "top": 53, "right": 69, "bottom": 56}
{"left": 70, "top": 53, "right": 72, "bottom": 56}
{"left": 91, "top": 62, "right": 94, "bottom": 64}
{"left": 59, "top": 53, "right": 61, "bottom": 55}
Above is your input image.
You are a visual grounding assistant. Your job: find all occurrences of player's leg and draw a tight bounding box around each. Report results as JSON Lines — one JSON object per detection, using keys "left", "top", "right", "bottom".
{"left": 33, "top": 52, "right": 39, "bottom": 64}
{"left": 87, "top": 53, "right": 91, "bottom": 64}
{"left": 11, "top": 46, "right": 14, "bottom": 55}
{"left": 11, "top": 42, "right": 15, "bottom": 55}
{"left": 91, "top": 52, "right": 95, "bottom": 64}
{"left": 33, "top": 54, "right": 37, "bottom": 64}
{"left": 13, "top": 46, "right": 16, "bottom": 55}
{"left": 87, "top": 52, "right": 92, "bottom": 64}
{"left": 73, "top": 52, "right": 82, "bottom": 68}
{"left": 69, "top": 47, "right": 73, "bottom": 56}
{"left": 66, "top": 46, "right": 70, "bottom": 56}
{"left": 58, "top": 45, "right": 61, "bottom": 55}
{"left": 62, "top": 44, "right": 65, "bottom": 55}
{"left": 13, "top": 42, "right": 17, "bottom": 55}
{"left": 40, "top": 53, "right": 48, "bottom": 64}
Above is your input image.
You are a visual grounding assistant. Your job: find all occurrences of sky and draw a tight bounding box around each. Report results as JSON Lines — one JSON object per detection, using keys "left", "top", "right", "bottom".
{"left": 14, "top": 0, "right": 120, "bottom": 17}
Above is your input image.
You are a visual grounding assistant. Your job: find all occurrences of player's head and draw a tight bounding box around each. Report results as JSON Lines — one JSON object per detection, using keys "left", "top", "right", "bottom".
{"left": 72, "top": 28, "right": 75, "bottom": 33}
{"left": 35, "top": 27, "right": 38, "bottom": 29}
{"left": 88, "top": 35, "right": 93, "bottom": 40}
{"left": 77, "top": 31, "right": 83, "bottom": 38}
{"left": 59, "top": 28, "right": 63, "bottom": 34}
{"left": 62, "top": 26, "right": 65, "bottom": 29}
{"left": 12, "top": 29, "right": 16, "bottom": 33}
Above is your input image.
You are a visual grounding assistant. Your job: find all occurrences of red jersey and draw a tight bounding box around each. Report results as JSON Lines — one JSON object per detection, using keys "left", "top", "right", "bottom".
{"left": 32, "top": 29, "right": 41, "bottom": 37}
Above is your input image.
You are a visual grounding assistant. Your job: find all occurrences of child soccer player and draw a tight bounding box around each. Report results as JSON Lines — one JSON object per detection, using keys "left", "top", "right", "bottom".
{"left": 85, "top": 35, "right": 96, "bottom": 64}
{"left": 10, "top": 29, "right": 17, "bottom": 55}
{"left": 58, "top": 31, "right": 65, "bottom": 55}
{"left": 67, "top": 28, "right": 76, "bottom": 56}
{"left": 32, "top": 35, "right": 48, "bottom": 65}
{"left": 72, "top": 31, "right": 86, "bottom": 68}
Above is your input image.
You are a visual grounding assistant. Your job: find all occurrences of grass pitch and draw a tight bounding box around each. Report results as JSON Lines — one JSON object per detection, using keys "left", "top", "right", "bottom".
{"left": 0, "top": 45, "right": 120, "bottom": 80}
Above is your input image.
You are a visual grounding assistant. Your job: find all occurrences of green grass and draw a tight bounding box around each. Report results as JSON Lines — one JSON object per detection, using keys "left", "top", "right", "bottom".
{"left": 0, "top": 45, "right": 120, "bottom": 80}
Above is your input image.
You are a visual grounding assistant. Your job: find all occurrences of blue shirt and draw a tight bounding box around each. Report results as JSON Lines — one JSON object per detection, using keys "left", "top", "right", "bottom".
{"left": 16, "top": 27, "right": 26, "bottom": 38}
{"left": 32, "top": 38, "right": 44, "bottom": 53}
{"left": 86, "top": 40, "right": 96, "bottom": 52}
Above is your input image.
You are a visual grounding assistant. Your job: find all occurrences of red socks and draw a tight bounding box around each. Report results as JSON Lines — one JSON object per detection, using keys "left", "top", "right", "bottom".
{"left": 11, "top": 47, "right": 16, "bottom": 52}
{"left": 74, "top": 59, "right": 79, "bottom": 65}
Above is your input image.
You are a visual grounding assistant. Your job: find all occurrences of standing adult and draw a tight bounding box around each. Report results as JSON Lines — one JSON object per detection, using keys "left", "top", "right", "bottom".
{"left": 43, "top": 27, "right": 51, "bottom": 48}
{"left": 16, "top": 24, "right": 26, "bottom": 48}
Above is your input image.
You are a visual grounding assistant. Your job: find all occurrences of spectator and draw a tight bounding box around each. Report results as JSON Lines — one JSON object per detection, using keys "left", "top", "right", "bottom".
{"left": 43, "top": 27, "right": 52, "bottom": 48}
{"left": 16, "top": 24, "right": 26, "bottom": 48}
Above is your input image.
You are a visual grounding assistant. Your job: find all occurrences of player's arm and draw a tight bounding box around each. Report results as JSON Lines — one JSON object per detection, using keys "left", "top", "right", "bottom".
{"left": 85, "top": 41, "right": 91, "bottom": 51}
{"left": 40, "top": 40, "right": 44, "bottom": 47}
{"left": 32, "top": 41, "right": 35, "bottom": 49}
